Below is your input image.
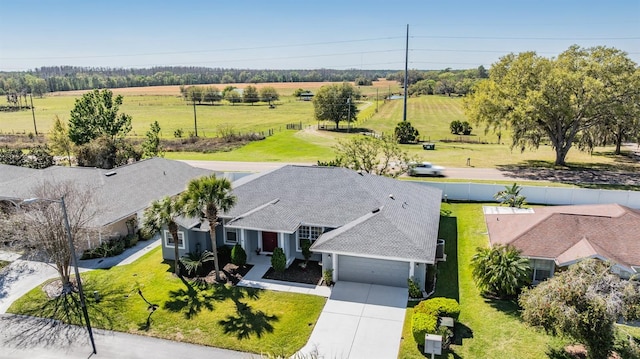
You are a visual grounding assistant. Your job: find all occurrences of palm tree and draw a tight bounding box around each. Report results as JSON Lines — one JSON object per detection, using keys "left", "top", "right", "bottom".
{"left": 143, "top": 196, "right": 184, "bottom": 276}
{"left": 471, "top": 244, "right": 531, "bottom": 298}
{"left": 181, "top": 174, "right": 236, "bottom": 281}
{"left": 494, "top": 183, "right": 527, "bottom": 208}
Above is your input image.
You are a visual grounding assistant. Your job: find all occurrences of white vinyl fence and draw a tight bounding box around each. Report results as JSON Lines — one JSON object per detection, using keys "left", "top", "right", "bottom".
{"left": 416, "top": 182, "right": 640, "bottom": 209}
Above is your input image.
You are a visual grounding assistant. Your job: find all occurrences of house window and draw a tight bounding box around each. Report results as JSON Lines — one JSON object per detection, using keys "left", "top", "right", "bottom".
{"left": 164, "top": 230, "right": 185, "bottom": 249}
{"left": 530, "top": 259, "right": 553, "bottom": 282}
{"left": 225, "top": 228, "right": 239, "bottom": 245}
{"left": 297, "top": 225, "right": 323, "bottom": 251}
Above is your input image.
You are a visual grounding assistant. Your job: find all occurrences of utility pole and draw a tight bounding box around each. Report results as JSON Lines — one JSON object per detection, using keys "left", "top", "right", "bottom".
{"left": 376, "top": 88, "right": 379, "bottom": 112}
{"left": 192, "top": 100, "right": 198, "bottom": 137}
{"left": 347, "top": 97, "right": 351, "bottom": 133}
{"left": 30, "top": 93, "right": 37, "bottom": 135}
{"left": 403, "top": 24, "right": 409, "bottom": 122}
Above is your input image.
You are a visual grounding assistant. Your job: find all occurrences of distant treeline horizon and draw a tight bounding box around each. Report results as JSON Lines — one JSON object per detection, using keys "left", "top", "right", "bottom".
{"left": 0, "top": 66, "right": 479, "bottom": 96}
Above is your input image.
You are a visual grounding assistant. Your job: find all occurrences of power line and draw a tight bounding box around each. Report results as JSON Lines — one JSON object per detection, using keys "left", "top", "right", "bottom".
{"left": 0, "top": 36, "right": 404, "bottom": 61}
{"left": 413, "top": 35, "right": 640, "bottom": 40}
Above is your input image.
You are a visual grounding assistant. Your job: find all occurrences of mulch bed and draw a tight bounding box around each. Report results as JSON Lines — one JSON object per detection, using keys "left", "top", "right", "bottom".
{"left": 262, "top": 259, "right": 323, "bottom": 285}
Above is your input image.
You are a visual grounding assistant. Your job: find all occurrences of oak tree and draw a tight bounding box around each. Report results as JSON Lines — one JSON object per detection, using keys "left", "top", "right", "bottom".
{"left": 464, "top": 45, "right": 639, "bottom": 165}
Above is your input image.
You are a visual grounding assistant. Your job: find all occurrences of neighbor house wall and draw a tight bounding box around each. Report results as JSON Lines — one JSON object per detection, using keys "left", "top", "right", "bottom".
{"left": 160, "top": 224, "right": 190, "bottom": 260}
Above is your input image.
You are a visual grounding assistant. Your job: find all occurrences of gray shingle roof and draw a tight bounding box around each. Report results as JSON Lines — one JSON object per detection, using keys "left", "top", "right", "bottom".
{"left": 0, "top": 158, "right": 212, "bottom": 227}
{"left": 225, "top": 165, "right": 442, "bottom": 263}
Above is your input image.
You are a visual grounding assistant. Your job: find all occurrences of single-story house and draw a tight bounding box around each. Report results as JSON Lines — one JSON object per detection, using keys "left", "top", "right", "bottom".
{"left": 168, "top": 165, "right": 443, "bottom": 290}
{"left": 484, "top": 204, "right": 640, "bottom": 282}
{"left": 0, "top": 158, "right": 212, "bottom": 246}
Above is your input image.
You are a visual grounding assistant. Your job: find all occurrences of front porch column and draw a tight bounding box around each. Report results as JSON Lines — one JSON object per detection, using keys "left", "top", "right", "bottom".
{"left": 239, "top": 229, "right": 247, "bottom": 260}
{"left": 409, "top": 261, "right": 415, "bottom": 278}
{"left": 332, "top": 253, "right": 338, "bottom": 282}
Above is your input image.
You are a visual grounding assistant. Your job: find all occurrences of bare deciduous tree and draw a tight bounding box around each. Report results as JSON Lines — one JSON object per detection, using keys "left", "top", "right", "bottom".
{"left": 7, "top": 181, "right": 97, "bottom": 294}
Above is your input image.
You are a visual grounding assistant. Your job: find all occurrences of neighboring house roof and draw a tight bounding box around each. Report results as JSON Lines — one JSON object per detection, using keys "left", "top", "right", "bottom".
{"left": 484, "top": 203, "right": 640, "bottom": 272}
{"left": 0, "top": 158, "right": 212, "bottom": 227}
{"left": 0, "top": 164, "right": 38, "bottom": 184}
{"left": 224, "top": 165, "right": 443, "bottom": 263}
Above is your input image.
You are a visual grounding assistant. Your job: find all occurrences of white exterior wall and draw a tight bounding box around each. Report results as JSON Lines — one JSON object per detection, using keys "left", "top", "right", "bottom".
{"left": 421, "top": 182, "right": 640, "bottom": 208}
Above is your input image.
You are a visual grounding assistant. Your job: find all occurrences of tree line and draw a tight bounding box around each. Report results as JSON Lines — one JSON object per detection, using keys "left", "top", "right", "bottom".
{"left": 0, "top": 67, "right": 394, "bottom": 95}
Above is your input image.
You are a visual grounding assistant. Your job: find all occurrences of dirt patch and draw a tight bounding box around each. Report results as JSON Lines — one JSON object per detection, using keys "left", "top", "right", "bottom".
{"left": 564, "top": 344, "right": 622, "bottom": 359}
{"left": 41, "top": 279, "right": 79, "bottom": 299}
{"left": 201, "top": 262, "right": 253, "bottom": 286}
{"left": 262, "top": 259, "right": 323, "bottom": 285}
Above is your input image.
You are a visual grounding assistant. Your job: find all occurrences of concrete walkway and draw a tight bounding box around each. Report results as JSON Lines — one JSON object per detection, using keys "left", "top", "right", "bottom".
{"left": 238, "top": 254, "right": 331, "bottom": 297}
{"left": 298, "top": 281, "right": 408, "bottom": 359}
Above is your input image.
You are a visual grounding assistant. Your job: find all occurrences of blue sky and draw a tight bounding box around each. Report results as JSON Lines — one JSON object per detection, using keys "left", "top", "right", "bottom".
{"left": 1, "top": 0, "right": 638, "bottom": 71}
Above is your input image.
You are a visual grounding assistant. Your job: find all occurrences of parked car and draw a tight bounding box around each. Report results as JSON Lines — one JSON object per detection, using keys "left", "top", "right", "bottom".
{"left": 408, "top": 162, "right": 445, "bottom": 176}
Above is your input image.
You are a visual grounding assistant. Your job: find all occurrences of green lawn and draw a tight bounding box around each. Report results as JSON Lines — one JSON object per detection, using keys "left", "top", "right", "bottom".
{"left": 164, "top": 129, "right": 339, "bottom": 163}
{"left": 7, "top": 246, "right": 326, "bottom": 356}
{"left": 398, "top": 203, "right": 564, "bottom": 359}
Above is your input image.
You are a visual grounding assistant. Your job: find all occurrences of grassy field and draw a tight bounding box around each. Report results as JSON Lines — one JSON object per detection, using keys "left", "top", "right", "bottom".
{"left": 1, "top": 82, "right": 635, "bottom": 171}
{"left": 8, "top": 246, "right": 326, "bottom": 356}
{"left": 398, "top": 203, "right": 565, "bottom": 359}
{"left": 0, "top": 80, "right": 399, "bottom": 137}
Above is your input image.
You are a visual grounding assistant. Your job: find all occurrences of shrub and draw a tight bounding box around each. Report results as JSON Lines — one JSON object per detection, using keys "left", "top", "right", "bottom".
{"left": 414, "top": 297, "right": 461, "bottom": 320}
{"left": 323, "top": 269, "right": 333, "bottom": 286}
{"left": 394, "top": 121, "right": 420, "bottom": 144}
{"left": 408, "top": 277, "right": 422, "bottom": 298}
{"left": 449, "top": 120, "right": 462, "bottom": 135}
{"left": 180, "top": 250, "right": 215, "bottom": 277}
{"left": 438, "top": 325, "right": 454, "bottom": 350}
{"left": 271, "top": 247, "right": 286, "bottom": 273}
{"left": 301, "top": 239, "right": 312, "bottom": 263}
{"left": 123, "top": 233, "right": 139, "bottom": 248}
{"left": 412, "top": 312, "right": 438, "bottom": 344}
{"left": 231, "top": 244, "right": 247, "bottom": 266}
{"left": 81, "top": 237, "right": 126, "bottom": 259}
{"left": 137, "top": 228, "right": 153, "bottom": 241}
{"left": 217, "top": 245, "right": 231, "bottom": 260}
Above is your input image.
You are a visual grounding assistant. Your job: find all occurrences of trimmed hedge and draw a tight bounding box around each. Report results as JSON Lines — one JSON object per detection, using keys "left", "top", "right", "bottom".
{"left": 414, "top": 297, "right": 461, "bottom": 320}
{"left": 271, "top": 247, "right": 286, "bottom": 273}
{"left": 412, "top": 313, "right": 438, "bottom": 343}
{"left": 231, "top": 244, "right": 247, "bottom": 266}
{"left": 412, "top": 297, "right": 460, "bottom": 347}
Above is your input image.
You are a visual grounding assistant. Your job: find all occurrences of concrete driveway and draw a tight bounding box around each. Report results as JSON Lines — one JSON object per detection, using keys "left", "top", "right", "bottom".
{"left": 298, "top": 281, "right": 408, "bottom": 359}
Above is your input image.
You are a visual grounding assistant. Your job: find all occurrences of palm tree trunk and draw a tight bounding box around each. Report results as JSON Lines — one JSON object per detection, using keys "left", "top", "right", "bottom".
{"left": 207, "top": 214, "right": 221, "bottom": 281}
{"left": 168, "top": 222, "right": 180, "bottom": 277}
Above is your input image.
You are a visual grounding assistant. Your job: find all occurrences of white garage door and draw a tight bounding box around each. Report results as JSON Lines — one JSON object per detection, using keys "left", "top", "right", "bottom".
{"left": 338, "top": 255, "right": 409, "bottom": 288}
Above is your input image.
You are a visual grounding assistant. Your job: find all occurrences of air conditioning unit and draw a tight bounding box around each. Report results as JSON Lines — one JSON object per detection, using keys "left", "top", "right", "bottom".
{"left": 436, "top": 239, "right": 446, "bottom": 262}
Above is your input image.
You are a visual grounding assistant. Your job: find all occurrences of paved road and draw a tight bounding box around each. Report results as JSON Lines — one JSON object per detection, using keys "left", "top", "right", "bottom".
{"left": 181, "top": 160, "right": 522, "bottom": 181}
{"left": 0, "top": 314, "right": 251, "bottom": 359}
{"left": 181, "top": 160, "right": 640, "bottom": 186}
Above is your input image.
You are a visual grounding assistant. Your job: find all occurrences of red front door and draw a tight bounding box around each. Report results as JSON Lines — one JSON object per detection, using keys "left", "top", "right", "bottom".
{"left": 262, "top": 232, "right": 278, "bottom": 252}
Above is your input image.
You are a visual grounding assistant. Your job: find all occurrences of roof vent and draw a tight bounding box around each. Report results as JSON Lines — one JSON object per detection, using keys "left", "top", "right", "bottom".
{"left": 372, "top": 207, "right": 381, "bottom": 214}
{"left": 104, "top": 171, "right": 116, "bottom": 177}
{"left": 389, "top": 194, "right": 395, "bottom": 200}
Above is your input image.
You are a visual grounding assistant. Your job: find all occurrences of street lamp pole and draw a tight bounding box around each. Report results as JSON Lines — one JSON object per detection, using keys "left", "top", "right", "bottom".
{"left": 25, "top": 196, "right": 97, "bottom": 354}
{"left": 59, "top": 196, "right": 97, "bottom": 354}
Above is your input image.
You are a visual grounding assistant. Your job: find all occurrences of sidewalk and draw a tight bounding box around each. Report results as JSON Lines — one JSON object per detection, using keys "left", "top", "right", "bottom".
{"left": 238, "top": 255, "right": 332, "bottom": 298}
{"left": 78, "top": 237, "right": 161, "bottom": 269}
